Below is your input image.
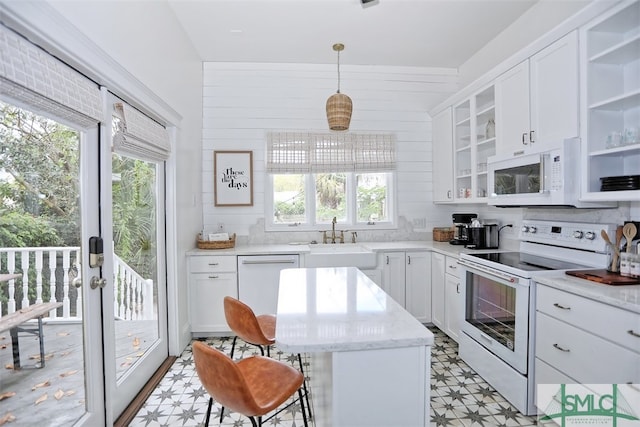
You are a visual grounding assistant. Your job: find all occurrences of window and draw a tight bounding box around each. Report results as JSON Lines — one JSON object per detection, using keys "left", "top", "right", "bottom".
{"left": 267, "top": 132, "right": 395, "bottom": 230}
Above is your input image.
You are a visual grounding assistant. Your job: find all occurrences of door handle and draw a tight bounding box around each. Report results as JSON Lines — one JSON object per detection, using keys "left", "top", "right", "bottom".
{"left": 90, "top": 276, "right": 107, "bottom": 289}
{"left": 522, "top": 132, "right": 528, "bottom": 145}
{"left": 72, "top": 277, "right": 82, "bottom": 289}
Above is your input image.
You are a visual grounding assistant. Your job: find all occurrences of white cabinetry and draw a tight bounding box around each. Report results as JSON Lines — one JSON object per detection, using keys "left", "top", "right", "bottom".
{"left": 188, "top": 254, "right": 238, "bottom": 334}
{"left": 433, "top": 107, "right": 454, "bottom": 202}
{"left": 580, "top": 0, "right": 640, "bottom": 201}
{"left": 381, "top": 251, "right": 431, "bottom": 323}
{"left": 430, "top": 253, "right": 462, "bottom": 342}
{"left": 431, "top": 253, "right": 446, "bottom": 329}
{"left": 535, "top": 284, "right": 640, "bottom": 389}
{"left": 444, "top": 256, "right": 462, "bottom": 342}
{"left": 453, "top": 85, "right": 496, "bottom": 202}
{"left": 496, "top": 31, "right": 579, "bottom": 155}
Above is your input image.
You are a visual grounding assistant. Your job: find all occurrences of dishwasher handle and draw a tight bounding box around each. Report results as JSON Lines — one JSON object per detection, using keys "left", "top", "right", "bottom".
{"left": 240, "top": 259, "right": 298, "bottom": 265}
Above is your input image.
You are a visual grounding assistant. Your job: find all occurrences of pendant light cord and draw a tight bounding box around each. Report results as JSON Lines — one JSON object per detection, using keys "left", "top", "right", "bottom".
{"left": 336, "top": 49, "right": 341, "bottom": 94}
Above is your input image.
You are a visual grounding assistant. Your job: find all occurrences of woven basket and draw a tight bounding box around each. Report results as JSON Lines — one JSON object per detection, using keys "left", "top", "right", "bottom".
{"left": 326, "top": 92, "right": 353, "bottom": 131}
{"left": 197, "top": 233, "right": 236, "bottom": 250}
{"left": 433, "top": 227, "right": 454, "bottom": 242}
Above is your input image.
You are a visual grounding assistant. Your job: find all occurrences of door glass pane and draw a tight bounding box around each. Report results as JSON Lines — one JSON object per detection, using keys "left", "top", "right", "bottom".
{"left": 315, "top": 173, "right": 346, "bottom": 223}
{"left": 0, "top": 101, "right": 88, "bottom": 425}
{"left": 493, "top": 164, "right": 541, "bottom": 195}
{"left": 111, "top": 152, "right": 159, "bottom": 380}
{"left": 465, "top": 272, "right": 516, "bottom": 351}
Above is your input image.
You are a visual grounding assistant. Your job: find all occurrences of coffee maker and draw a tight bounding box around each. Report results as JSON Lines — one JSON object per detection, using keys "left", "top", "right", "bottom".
{"left": 450, "top": 213, "right": 477, "bottom": 245}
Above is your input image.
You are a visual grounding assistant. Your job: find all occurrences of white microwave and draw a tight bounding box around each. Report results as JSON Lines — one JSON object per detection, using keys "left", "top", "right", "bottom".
{"left": 487, "top": 138, "right": 615, "bottom": 208}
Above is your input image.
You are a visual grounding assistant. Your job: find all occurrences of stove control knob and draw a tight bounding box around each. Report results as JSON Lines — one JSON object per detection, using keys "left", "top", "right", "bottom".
{"left": 529, "top": 226, "right": 537, "bottom": 234}
{"left": 573, "top": 230, "right": 584, "bottom": 239}
{"left": 521, "top": 226, "right": 530, "bottom": 233}
{"left": 585, "top": 231, "right": 596, "bottom": 240}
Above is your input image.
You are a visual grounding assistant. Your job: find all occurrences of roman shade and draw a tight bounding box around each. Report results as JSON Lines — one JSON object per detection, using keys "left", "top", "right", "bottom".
{"left": 113, "top": 102, "right": 171, "bottom": 161}
{"left": 266, "top": 131, "right": 395, "bottom": 174}
{"left": 0, "top": 23, "right": 102, "bottom": 128}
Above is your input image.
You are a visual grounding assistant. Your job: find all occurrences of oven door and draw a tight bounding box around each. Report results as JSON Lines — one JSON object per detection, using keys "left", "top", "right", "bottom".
{"left": 459, "top": 260, "right": 530, "bottom": 374}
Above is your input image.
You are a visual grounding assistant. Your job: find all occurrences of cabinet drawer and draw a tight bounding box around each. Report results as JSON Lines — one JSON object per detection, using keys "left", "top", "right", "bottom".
{"left": 445, "top": 256, "right": 459, "bottom": 278}
{"left": 190, "top": 255, "right": 237, "bottom": 273}
{"left": 536, "top": 312, "right": 640, "bottom": 384}
{"left": 537, "top": 284, "right": 640, "bottom": 353}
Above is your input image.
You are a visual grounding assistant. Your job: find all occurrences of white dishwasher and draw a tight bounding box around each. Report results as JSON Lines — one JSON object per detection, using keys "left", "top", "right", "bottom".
{"left": 237, "top": 255, "right": 299, "bottom": 315}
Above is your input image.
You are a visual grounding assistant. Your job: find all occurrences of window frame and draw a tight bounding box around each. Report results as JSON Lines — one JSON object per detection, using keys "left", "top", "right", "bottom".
{"left": 265, "top": 171, "right": 397, "bottom": 232}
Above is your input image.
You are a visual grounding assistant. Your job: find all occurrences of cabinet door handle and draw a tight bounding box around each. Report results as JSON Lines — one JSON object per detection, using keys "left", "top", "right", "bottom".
{"left": 208, "top": 263, "right": 219, "bottom": 266}
{"left": 553, "top": 303, "right": 571, "bottom": 310}
{"left": 553, "top": 343, "right": 570, "bottom": 353}
{"left": 456, "top": 283, "right": 460, "bottom": 293}
{"left": 208, "top": 275, "right": 219, "bottom": 279}
{"left": 522, "top": 132, "right": 528, "bottom": 145}
{"left": 447, "top": 190, "right": 452, "bottom": 199}
{"left": 628, "top": 330, "right": 640, "bottom": 338}
{"left": 529, "top": 130, "right": 535, "bottom": 144}
{"left": 386, "top": 256, "right": 389, "bottom": 265}
{"left": 407, "top": 256, "right": 411, "bottom": 265}
{"left": 449, "top": 265, "right": 457, "bottom": 270}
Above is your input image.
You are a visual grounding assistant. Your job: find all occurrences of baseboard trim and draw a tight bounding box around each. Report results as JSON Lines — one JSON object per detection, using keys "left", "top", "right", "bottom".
{"left": 114, "top": 356, "right": 177, "bottom": 427}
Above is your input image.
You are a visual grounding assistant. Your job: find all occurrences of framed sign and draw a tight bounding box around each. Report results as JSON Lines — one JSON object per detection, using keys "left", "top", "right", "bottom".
{"left": 214, "top": 150, "right": 253, "bottom": 206}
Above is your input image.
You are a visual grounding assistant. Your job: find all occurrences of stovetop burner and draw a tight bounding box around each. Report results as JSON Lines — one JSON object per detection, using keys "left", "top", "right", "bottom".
{"left": 466, "top": 251, "right": 590, "bottom": 272}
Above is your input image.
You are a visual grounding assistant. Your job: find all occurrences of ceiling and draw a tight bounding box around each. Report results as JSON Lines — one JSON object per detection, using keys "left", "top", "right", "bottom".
{"left": 167, "top": 0, "right": 539, "bottom": 68}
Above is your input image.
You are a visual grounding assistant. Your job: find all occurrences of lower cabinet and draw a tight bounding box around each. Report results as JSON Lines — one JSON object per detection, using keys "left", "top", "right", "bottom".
{"left": 188, "top": 254, "right": 238, "bottom": 334}
{"left": 431, "top": 253, "right": 462, "bottom": 342}
{"left": 381, "top": 251, "right": 431, "bottom": 323}
{"left": 535, "top": 283, "right": 640, "bottom": 389}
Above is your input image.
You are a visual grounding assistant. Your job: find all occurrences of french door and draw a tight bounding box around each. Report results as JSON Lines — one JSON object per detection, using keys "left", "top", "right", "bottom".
{"left": 101, "top": 93, "right": 169, "bottom": 421}
{"left": 0, "top": 98, "right": 168, "bottom": 425}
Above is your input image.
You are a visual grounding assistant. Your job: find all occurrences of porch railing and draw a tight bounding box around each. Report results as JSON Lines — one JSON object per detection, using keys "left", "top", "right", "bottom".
{"left": 0, "top": 247, "right": 154, "bottom": 321}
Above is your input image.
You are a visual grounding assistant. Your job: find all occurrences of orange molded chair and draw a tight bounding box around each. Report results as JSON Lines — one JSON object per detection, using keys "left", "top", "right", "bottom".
{"left": 223, "top": 296, "right": 312, "bottom": 420}
{"left": 223, "top": 296, "right": 275, "bottom": 359}
{"left": 192, "top": 341, "right": 308, "bottom": 427}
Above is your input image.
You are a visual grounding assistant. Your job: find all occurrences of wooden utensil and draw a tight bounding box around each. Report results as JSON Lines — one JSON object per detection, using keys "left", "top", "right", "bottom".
{"left": 613, "top": 226, "right": 623, "bottom": 272}
{"left": 601, "top": 229, "right": 619, "bottom": 272}
{"left": 623, "top": 223, "right": 637, "bottom": 253}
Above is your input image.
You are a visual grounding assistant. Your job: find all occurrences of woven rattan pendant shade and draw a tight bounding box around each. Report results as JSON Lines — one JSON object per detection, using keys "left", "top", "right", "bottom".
{"left": 326, "top": 43, "right": 352, "bottom": 131}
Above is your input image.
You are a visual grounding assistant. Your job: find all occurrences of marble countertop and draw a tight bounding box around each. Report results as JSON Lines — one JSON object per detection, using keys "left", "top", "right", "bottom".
{"left": 186, "top": 240, "right": 487, "bottom": 258}
{"left": 534, "top": 273, "right": 640, "bottom": 314}
{"left": 275, "top": 267, "right": 434, "bottom": 353}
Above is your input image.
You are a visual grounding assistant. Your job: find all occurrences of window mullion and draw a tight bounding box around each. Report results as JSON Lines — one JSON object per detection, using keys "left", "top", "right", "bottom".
{"left": 306, "top": 173, "right": 316, "bottom": 226}
{"left": 346, "top": 173, "right": 356, "bottom": 225}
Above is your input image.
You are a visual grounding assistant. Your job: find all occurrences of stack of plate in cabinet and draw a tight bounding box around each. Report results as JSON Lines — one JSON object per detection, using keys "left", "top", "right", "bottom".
{"left": 600, "top": 175, "right": 640, "bottom": 191}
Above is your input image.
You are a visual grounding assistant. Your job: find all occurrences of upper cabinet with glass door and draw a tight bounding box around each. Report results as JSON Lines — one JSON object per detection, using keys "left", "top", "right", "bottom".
{"left": 581, "top": 0, "right": 640, "bottom": 201}
{"left": 452, "top": 86, "right": 495, "bottom": 202}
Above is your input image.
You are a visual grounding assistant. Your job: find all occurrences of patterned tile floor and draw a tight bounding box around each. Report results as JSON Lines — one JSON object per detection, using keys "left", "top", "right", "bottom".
{"left": 130, "top": 328, "right": 537, "bottom": 426}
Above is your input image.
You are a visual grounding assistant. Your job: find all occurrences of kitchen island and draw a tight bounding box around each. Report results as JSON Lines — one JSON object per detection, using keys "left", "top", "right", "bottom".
{"left": 276, "top": 267, "right": 434, "bottom": 427}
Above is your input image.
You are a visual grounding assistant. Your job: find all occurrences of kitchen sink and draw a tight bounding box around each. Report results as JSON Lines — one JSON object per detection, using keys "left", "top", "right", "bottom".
{"left": 304, "top": 243, "right": 377, "bottom": 268}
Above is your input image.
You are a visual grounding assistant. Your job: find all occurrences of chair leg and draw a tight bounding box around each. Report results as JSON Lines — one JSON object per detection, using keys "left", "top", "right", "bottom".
{"left": 298, "top": 353, "right": 312, "bottom": 419}
{"left": 230, "top": 336, "right": 238, "bottom": 359}
{"left": 249, "top": 416, "right": 258, "bottom": 427}
{"left": 219, "top": 406, "right": 224, "bottom": 424}
{"left": 204, "top": 397, "right": 213, "bottom": 427}
{"left": 298, "top": 388, "right": 309, "bottom": 427}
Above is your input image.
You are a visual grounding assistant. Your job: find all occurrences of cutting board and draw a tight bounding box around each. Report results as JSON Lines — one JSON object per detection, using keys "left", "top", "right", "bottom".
{"left": 566, "top": 269, "right": 640, "bottom": 285}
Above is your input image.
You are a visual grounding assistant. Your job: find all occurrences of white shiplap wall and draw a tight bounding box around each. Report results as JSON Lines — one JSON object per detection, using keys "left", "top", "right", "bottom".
{"left": 202, "top": 62, "right": 458, "bottom": 238}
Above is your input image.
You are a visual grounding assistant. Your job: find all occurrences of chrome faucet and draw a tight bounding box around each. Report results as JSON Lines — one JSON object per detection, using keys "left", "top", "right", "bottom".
{"left": 331, "top": 217, "right": 337, "bottom": 243}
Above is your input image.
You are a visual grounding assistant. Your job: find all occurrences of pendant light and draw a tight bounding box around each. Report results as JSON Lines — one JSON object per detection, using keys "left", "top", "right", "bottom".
{"left": 326, "top": 43, "right": 353, "bottom": 131}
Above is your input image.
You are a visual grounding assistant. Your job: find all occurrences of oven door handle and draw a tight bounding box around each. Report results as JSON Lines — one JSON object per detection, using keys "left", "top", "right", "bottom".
{"left": 458, "top": 259, "right": 518, "bottom": 284}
